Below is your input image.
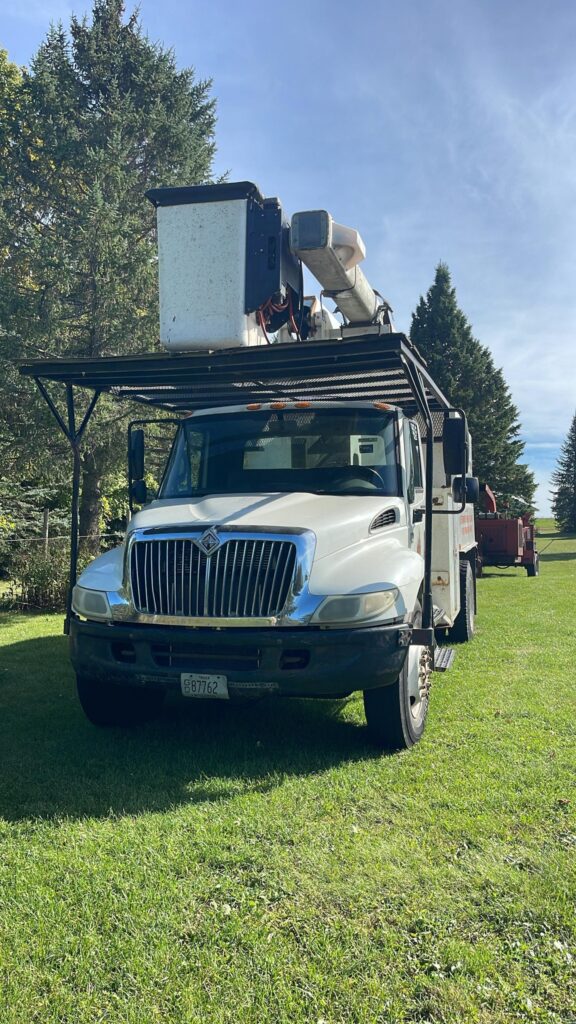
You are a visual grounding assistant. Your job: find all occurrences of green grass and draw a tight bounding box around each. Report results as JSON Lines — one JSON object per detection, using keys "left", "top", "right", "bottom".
{"left": 0, "top": 521, "right": 574, "bottom": 1023}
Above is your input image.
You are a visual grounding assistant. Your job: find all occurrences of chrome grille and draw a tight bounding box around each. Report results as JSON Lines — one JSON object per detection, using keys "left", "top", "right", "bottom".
{"left": 130, "top": 537, "right": 296, "bottom": 618}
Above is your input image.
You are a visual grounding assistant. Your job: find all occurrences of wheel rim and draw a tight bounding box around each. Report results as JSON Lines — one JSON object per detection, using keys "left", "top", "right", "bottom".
{"left": 406, "top": 643, "right": 432, "bottom": 724}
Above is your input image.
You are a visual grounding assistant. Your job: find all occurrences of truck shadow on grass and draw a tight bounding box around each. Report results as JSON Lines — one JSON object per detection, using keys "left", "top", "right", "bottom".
{"left": 0, "top": 634, "right": 379, "bottom": 823}
{"left": 539, "top": 550, "right": 576, "bottom": 561}
{"left": 537, "top": 529, "right": 576, "bottom": 539}
{"left": 478, "top": 570, "right": 526, "bottom": 578}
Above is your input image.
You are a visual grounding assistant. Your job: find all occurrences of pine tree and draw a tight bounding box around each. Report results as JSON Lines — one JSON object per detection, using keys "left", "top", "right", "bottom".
{"left": 0, "top": 52, "right": 35, "bottom": 476}
{"left": 0, "top": 2, "right": 216, "bottom": 550}
{"left": 410, "top": 263, "right": 536, "bottom": 512}
{"left": 551, "top": 412, "right": 576, "bottom": 533}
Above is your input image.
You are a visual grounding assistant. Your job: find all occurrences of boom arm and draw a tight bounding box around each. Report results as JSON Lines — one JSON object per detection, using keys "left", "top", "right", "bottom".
{"left": 290, "top": 210, "right": 393, "bottom": 327}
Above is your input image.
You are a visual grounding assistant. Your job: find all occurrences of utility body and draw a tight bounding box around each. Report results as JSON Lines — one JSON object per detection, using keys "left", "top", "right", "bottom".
{"left": 20, "top": 182, "right": 479, "bottom": 749}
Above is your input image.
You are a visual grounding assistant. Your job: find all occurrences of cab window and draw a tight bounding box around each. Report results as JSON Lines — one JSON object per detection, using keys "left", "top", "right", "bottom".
{"left": 409, "top": 421, "right": 423, "bottom": 490}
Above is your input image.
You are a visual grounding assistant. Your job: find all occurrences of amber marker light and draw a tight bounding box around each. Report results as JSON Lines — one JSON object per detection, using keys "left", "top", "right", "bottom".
{"left": 373, "top": 401, "right": 392, "bottom": 410}
{"left": 246, "top": 403, "right": 262, "bottom": 410}
{"left": 270, "top": 402, "right": 287, "bottom": 409}
{"left": 295, "top": 402, "right": 311, "bottom": 408}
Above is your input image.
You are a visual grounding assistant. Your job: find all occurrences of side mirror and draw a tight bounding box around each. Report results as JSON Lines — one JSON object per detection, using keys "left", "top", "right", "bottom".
{"left": 452, "top": 475, "right": 479, "bottom": 505}
{"left": 131, "top": 479, "right": 148, "bottom": 505}
{"left": 443, "top": 414, "right": 467, "bottom": 476}
{"left": 129, "top": 428, "right": 145, "bottom": 482}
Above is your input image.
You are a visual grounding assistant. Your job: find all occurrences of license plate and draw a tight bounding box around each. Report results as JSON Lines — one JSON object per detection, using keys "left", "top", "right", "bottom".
{"left": 180, "top": 673, "right": 229, "bottom": 699}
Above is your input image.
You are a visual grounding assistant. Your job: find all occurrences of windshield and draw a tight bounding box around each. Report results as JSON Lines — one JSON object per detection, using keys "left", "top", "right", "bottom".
{"left": 160, "top": 407, "right": 400, "bottom": 498}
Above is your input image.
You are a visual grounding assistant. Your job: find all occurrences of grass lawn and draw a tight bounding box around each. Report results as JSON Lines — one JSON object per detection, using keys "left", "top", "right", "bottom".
{"left": 0, "top": 520, "right": 574, "bottom": 1023}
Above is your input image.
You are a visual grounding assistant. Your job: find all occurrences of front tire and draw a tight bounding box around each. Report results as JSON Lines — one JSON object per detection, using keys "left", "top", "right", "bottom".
{"left": 363, "top": 605, "right": 431, "bottom": 751}
{"left": 76, "top": 675, "right": 165, "bottom": 727}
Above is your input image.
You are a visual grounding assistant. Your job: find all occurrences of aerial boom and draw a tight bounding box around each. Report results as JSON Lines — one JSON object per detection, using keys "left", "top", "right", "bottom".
{"left": 290, "top": 209, "right": 392, "bottom": 327}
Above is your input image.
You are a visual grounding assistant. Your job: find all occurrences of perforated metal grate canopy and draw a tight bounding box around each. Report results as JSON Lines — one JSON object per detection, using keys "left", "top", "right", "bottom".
{"left": 19, "top": 332, "right": 452, "bottom": 416}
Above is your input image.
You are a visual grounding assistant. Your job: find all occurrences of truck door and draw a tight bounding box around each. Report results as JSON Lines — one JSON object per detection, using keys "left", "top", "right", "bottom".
{"left": 404, "top": 419, "right": 425, "bottom": 556}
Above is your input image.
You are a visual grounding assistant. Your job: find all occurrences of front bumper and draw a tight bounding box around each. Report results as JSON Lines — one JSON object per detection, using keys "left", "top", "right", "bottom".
{"left": 69, "top": 618, "right": 410, "bottom": 698}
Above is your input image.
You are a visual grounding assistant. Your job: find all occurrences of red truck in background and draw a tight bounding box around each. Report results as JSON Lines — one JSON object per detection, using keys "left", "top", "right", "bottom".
{"left": 475, "top": 484, "right": 539, "bottom": 577}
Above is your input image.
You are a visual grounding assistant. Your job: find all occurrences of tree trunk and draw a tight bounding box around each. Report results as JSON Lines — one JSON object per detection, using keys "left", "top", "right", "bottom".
{"left": 79, "top": 450, "right": 102, "bottom": 556}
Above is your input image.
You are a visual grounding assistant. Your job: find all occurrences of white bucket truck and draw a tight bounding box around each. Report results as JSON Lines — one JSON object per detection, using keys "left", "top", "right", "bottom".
{"left": 21, "top": 182, "right": 478, "bottom": 750}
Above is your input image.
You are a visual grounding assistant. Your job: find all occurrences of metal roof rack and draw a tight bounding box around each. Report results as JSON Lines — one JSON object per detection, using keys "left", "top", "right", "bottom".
{"left": 19, "top": 332, "right": 451, "bottom": 416}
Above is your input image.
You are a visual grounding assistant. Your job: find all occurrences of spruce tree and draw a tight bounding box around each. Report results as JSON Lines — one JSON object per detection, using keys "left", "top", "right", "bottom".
{"left": 410, "top": 263, "right": 536, "bottom": 512}
{"left": 551, "top": 412, "right": 576, "bottom": 532}
{"left": 0, "top": 1, "right": 216, "bottom": 550}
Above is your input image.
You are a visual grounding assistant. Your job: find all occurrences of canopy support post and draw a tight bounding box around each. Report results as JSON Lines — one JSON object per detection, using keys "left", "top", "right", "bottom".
{"left": 33, "top": 379, "right": 101, "bottom": 634}
{"left": 66, "top": 385, "right": 80, "bottom": 636}
{"left": 401, "top": 357, "right": 434, "bottom": 634}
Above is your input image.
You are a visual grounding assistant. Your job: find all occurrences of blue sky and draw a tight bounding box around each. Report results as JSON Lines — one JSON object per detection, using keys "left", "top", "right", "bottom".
{"left": 2, "top": 0, "right": 575, "bottom": 513}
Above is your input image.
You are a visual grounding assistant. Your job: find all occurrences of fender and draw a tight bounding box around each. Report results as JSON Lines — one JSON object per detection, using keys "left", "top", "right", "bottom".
{"left": 310, "top": 536, "right": 424, "bottom": 616}
{"left": 77, "top": 546, "right": 124, "bottom": 592}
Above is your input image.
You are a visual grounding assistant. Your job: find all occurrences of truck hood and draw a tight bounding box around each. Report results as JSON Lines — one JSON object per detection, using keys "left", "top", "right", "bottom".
{"left": 129, "top": 493, "right": 402, "bottom": 561}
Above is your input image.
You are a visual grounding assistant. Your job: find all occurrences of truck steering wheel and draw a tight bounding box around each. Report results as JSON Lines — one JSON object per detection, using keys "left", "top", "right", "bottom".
{"left": 354, "top": 466, "right": 388, "bottom": 489}
{"left": 332, "top": 466, "right": 387, "bottom": 491}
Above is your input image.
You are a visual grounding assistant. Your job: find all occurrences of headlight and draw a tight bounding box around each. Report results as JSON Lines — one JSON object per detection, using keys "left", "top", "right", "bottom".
{"left": 72, "top": 585, "right": 112, "bottom": 621}
{"left": 311, "top": 588, "right": 399, "bottom": 626}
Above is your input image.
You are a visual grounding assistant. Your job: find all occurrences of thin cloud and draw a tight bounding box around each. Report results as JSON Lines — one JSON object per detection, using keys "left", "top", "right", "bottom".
{"left": 1, "top": 0, "right": 74, "bottom": 26}
{"left": 526, "top": 442, "right": 566, "bottom": 450}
